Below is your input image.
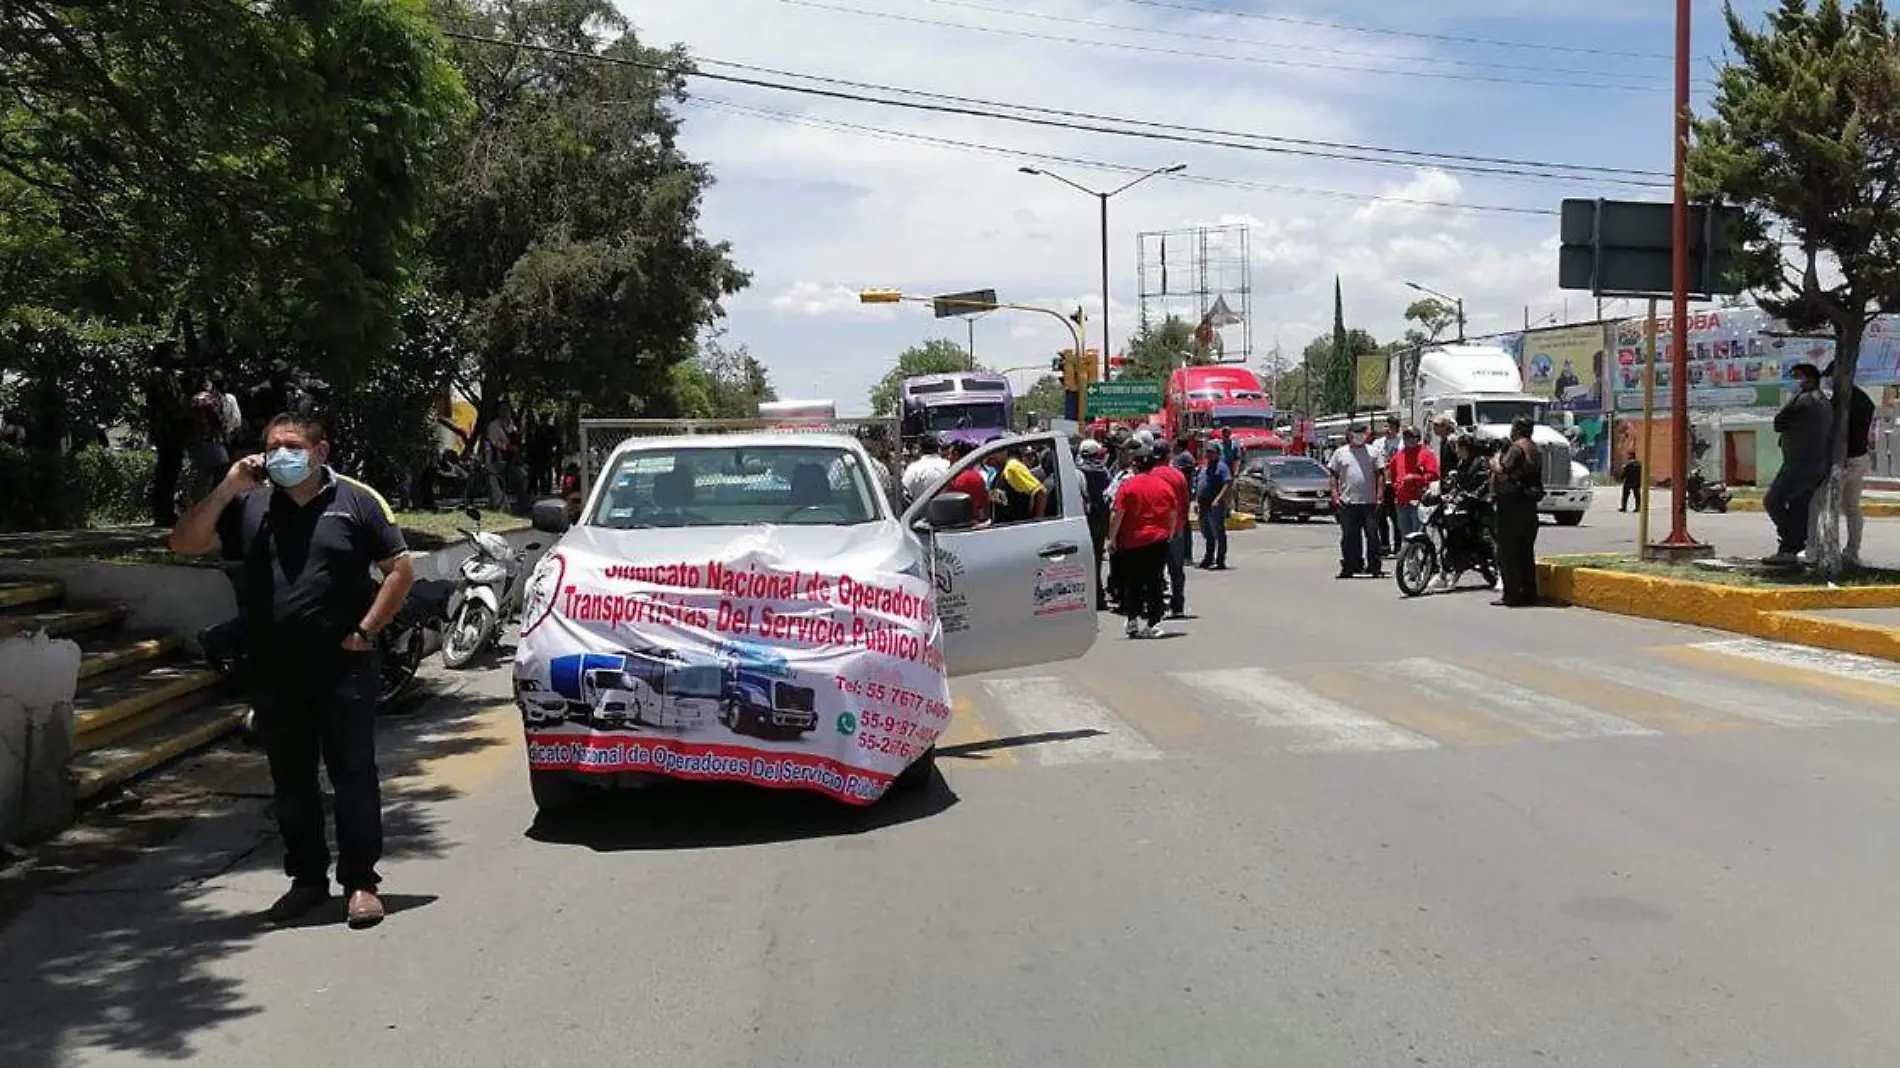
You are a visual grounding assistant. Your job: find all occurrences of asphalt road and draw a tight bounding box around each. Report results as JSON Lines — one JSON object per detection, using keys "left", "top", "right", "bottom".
{"left": 7, "top": 499, "right": 1900, "bottom": 1066}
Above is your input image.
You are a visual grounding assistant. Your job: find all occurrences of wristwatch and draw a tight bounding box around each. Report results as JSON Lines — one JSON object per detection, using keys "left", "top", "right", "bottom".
{"left": 353, "top": 624, "right": 378, "bottom": 644}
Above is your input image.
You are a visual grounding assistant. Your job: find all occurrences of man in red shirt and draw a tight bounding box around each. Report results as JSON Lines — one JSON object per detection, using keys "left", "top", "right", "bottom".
{"left": 1151, "top": 442, "right": 1191, "bottom": 618}
{"left": 1108, "top": 439, "right": 1176, "bottom": 639}
{"left": 942, "top": 441, "right": 990, "bottom": 525}
{"left": 1390, "top": 425, "right": 1441, "bottom": 543}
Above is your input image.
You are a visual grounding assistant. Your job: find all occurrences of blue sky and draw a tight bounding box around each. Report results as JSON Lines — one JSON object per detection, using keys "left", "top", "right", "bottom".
{"left": 617, "top": 0, "right": 1774, "bottom": 413}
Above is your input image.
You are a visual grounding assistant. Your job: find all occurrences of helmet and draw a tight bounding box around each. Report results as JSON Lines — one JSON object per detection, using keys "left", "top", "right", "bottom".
{"left": 1078, "top": 439, "right": 1105, "bottom": 458}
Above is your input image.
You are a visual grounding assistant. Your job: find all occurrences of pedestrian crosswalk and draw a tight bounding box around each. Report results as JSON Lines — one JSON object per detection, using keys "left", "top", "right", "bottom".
{"left": 937, "top": 639, "right": 1900, "bottom": 771}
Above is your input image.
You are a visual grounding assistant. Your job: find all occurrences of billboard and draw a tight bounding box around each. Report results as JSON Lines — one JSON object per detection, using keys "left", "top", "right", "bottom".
{"left": 1607, "top": 307, "right": 1828, "bottom": 410}
{"left": 1519, "top": 323, "right": 1610, "bottom": 413}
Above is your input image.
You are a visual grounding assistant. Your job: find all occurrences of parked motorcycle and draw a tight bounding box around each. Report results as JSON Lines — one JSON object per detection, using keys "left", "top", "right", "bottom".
{"left": 441, "top": 507, "right": 538, "bottom": 668}
{"left": 1395, "top": 488, "right": 1498, "bottom": 598}
{"left": 202, "top": 574, "right": 455, "bottom": 739}
{"left": 1687, "top": 470, "right": 1732, "bottom": 513}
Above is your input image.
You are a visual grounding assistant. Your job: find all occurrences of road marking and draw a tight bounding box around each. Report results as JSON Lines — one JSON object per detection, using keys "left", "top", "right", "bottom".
{"left": 935, "top": 692, "right": 1019, "bottom": 769}
{"left": 1465, "top": 654, "right": 1762, "bottom": 737}
{"left": 1078, "top": 671, "right": 1209, "bottom": 742}
{"left": 1652, "top": 644, "right": 1900, "bottom": 717}
{"left": 1387, "top": 659, "right": 1658, "bottom": 741}
{"left": 1174, "top": 668, "right": 1439, "bottom": 754}
{"left": 1291, "top": 665, "right": 1536, "bottom": 747}
{"left": 1692, "top": 638, "right": 1900, "bottom": 689}
{"left": 977, "top": 677, "right": 1163, "bottom": 766}
{"left": 1564, "top": 653, "right": 1883, "bottom": 729}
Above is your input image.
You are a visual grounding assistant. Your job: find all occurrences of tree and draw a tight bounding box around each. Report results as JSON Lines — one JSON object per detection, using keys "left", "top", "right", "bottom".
{"left": 1402, "top": 298, "right": 1458, "bottom": 346}
{"left": 668, "top": 330, "right": 776, "bottom": 418}
{"left": 1120, "top": 316, "right": 1199, "bottom": 382}
{"left": 1688, "top": 0, "right": 1900, "bottom": 571}
{"left": 1017, "top": 375, "right": 1065, "bottom": 429}
{"left": 868, "top": 339, "right": 976, "bottom": 416}
{"left": 431, "top": 0, "right": 749, "bottom": 429}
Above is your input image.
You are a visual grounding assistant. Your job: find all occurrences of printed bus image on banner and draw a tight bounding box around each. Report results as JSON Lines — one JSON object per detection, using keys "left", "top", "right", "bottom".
{"left": 513, "top": 531, "right": 950, "bottom": 805}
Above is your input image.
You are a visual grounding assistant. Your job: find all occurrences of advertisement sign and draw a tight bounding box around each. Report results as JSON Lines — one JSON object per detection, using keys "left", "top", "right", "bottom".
{"left": 1088, "top": 380, "right": 1163, "bottom": 418}
{"left": 513, "top": 536, "right": 950, "bottom": 805}
{"left": 1520, "top": 323, "right": 1609, "bottom": 412}
{"left": 1355, "top": 352, "right": 1390, "bottom": 411}
{"left": 1605, "top": 307, "right": 1865, "bottom": 408}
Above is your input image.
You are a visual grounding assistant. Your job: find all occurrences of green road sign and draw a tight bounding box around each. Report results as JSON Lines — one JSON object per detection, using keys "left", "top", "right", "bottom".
{"left": 1087, "top": 380, "right": 1163, "bottom": 418}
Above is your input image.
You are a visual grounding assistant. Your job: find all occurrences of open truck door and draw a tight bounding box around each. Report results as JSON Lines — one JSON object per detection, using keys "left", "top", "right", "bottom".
{"left": 903, "top": 432, "right": 1098, "bottom": 677}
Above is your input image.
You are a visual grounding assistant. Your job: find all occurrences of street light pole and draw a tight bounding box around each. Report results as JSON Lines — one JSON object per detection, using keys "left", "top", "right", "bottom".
{"left": 1021, "top": 163, "right": 1186, "bottom": 384}
{"left": 1405, "top": 280, "right": 1466, "bottom": 343}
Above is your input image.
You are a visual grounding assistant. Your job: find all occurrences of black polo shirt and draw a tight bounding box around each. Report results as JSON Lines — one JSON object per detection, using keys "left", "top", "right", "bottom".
{"left": 218, "top": 468, "right": 407, "bottom": 652}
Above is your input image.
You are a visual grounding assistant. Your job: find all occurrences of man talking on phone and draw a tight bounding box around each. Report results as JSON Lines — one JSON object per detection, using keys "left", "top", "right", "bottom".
{"left": 170, "top": 413, "right": 414, "bottom": 929}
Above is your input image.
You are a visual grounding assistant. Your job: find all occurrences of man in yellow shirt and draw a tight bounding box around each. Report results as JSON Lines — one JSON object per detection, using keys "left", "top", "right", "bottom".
{"left": 984, "top": 446, "right": 1049, "bottom": 522}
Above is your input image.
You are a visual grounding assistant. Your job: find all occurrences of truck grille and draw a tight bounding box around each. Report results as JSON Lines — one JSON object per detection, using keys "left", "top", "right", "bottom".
{"left": 1540, "top": 441, "right": 1573, "bottom": 488}
{"left": 774, "top": 682, "right": 816, "bottom": 713}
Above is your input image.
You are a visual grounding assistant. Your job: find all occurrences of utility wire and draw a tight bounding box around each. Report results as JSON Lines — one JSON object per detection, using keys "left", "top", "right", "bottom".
{"left": 782, "top": 0, "right": 1668, "bottom": 93}
{"left": 687, "top": 94, "right": 1562, "bottom": 216}
{"left": 1101, "top": 0, "right": 1690, "bottom": 62}
{"left": 438, "top": 31, "right": 1669, "bottom": 187}
{"left": 907, "top": 0, "right": 1676, "bottom": 82}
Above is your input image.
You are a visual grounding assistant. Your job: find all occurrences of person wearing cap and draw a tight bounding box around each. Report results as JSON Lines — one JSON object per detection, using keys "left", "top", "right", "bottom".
{"left": 1327, "top": 424, "right": 1384, "bottom": 579}
{"left": 1077, "top": 438, "right": 1113, "bottom": 609}
{"left": 901, "top": 432, "right": 952, "bottom": 505}
{"left": 1764, "top": 361, "right": 1834, "bottom": 565}
{"left": 1389, "top": 426, "right": 1440, "bottom": 541}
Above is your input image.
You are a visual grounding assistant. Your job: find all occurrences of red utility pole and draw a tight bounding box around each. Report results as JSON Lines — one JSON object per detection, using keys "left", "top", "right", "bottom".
{"left": 1661, "top": 0, "right": 1699, "bottom": 548}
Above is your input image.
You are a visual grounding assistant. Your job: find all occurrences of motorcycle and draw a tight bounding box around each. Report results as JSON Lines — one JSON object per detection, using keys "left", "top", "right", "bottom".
{"left": 1687, "top": 470, "right": 1732, "bottom": 513}
{"left": 202, "top": 574, "right": 455, "bottom": 738}
{"left": 1395, "top": 486, "right": 1498, "bottom": 598}
{"left": 441, "top": 506, "right": 538, "bottom": 668}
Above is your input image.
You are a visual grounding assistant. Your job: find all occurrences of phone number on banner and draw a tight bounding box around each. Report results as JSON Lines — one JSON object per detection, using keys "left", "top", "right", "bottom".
{"left": 834, "top": 676, "right": 951, "bottom": 722}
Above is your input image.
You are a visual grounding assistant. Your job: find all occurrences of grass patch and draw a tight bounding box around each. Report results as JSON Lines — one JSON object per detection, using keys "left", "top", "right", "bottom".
{"left": 392, "top": 509, "right": 529, "bottom": 550}
{"left": 1544, "top": 552, "right": 1900, "bottom": 588}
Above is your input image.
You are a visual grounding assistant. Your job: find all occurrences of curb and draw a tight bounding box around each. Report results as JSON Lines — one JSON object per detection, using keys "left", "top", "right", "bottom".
{"left": 1537, "top": 562, "right": 1900, "bottom": 660}
{"left": 1727, "top": 497, "right": 1900, "bottom": 517}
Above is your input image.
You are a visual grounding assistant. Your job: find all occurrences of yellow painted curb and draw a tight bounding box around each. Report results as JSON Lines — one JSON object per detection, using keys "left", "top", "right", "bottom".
{"left": 77, "top": 635, "right": 184, "bottom": 680}
{"left": 73, "top": 706, "right": 248, "bottom": 802}
{"left": 1225, "top": 513, "right": 1257, "bottom": 531}
{"left": 1728, "top": 497, "right": 1900, "bottom": 517}
{"left": 1537, "top": 562, "right": 1900, "bottom": 660}
{"left": 75, "top": 668, "right": 225, "bottom": 745}
{"left": 0, "top": 580, "right": 62, "bottom": 609}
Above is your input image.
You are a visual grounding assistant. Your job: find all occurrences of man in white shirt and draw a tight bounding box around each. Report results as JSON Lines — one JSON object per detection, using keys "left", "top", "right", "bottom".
{"left": 901, "top": 432, "right": 952, "bottom": 504}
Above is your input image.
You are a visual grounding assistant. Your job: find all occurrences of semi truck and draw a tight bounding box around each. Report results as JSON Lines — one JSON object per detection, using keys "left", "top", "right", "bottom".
{"left": 898, "top": 372, "right": 1014, "bottom": 447}
{"left": 1390, "top": 344, "right": 1594, "bottom": 525}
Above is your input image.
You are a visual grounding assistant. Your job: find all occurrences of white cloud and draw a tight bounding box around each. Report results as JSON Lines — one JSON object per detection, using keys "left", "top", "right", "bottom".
{"left": 617, "top": 0, "right": 1678, "bottom": 412}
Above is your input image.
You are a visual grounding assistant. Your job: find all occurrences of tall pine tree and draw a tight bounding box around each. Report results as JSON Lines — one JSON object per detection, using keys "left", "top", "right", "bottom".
{"left": 1325, "top": 277, "right": 1358, "bottom": 415}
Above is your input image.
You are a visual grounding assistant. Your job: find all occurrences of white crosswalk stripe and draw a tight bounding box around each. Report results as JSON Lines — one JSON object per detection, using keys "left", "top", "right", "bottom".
{"left": 1691, "top": 638, "right": 1900, "bottom": 689}
{"left": 976, "top": 677, "right": 1163, "bottom": 766}
{"left": 1173, "top": 669, "right": 1439, "bottom": 754}
{"left": 1384, "top": 659, "right": 1658, "bottom": 741}
{"left": 1552, "top": 655, "right": 1886, "bottom": 728}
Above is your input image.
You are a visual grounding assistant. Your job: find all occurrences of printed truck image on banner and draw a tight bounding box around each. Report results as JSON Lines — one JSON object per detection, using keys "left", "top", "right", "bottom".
{"left": 513, "top": 530, "right": 950, "bottom": 805}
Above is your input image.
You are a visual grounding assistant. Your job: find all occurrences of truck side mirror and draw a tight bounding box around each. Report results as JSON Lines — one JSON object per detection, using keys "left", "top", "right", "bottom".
{"left": 530, "top": 498, "right": 571, "bottom": 535}
{"left": 921, "top": 492, "right": 975, "bottom": 531}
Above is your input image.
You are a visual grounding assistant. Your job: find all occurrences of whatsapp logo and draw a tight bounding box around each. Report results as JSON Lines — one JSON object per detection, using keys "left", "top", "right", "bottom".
{"left": 835, "top": 712, "right": 858, "bottom": 736}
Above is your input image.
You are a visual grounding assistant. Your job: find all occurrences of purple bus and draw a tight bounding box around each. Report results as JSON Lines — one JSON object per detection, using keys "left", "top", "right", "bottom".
{"left": 899, "top": 372, "right": 1014, "bottom": 447}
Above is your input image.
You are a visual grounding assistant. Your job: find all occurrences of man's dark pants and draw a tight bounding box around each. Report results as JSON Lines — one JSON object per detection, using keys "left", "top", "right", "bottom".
{"left": 1166, "top": 527, "right": 1189, "bottom": 614}
{"left": 1765, "top": 463, "right": 1826, "bottom": 554}
{"left": 1199, "top": 504, "right": 1229, "bottom": 568}
{"left": 253, "top": 647, "right": 384, "bottom": 893}
{"left": 1493, "top": 496, "right": 1541, "bottom": 604}
{"left": 1338, "top": 502, "right": 1378, "bottom": 575}
{"left": 1117, "top": 541, "right": 1168, "bottom": 626}
{"left": 1088, "top": 514, "right": 1109, "bottom": 609}
{"left": 1376, "top": 485, "right": 1397, "bottom": 555}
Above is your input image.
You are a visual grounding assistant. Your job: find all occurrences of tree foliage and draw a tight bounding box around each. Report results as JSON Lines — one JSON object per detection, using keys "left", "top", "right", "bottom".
{"left": 1402, "top": 298, "right": 1458, "bottom": 345}
{"left": 868, "top": 339, "right": 976, "bottom": 416}
{"left": 669, "top": 330, "right": 777, "bottom": 419}
{"left": 1689, "top": 0, "right": 1900, "bottom": 569}
{"left": 1120, "top": 316, "right": 1200, "bottom": 382}
{"left": 431, "top": 0, "right": 748, "bottom": 422}
{"left": 1017, "top": 374, "right": 1065, "bottom": 429}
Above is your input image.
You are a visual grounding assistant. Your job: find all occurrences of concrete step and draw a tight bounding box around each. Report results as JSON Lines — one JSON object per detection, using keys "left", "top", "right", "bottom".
{"left": 70, "top": 696, "right": 249, "bottom": 803}
{"left": 0, "top": 577, "right": 63, "bottom": 610}
{"left": 77, "top": 632, "right": 186, "bottom": 681}
{"left": 74, "top": 663, "right": 227, "bottom": 749}
{"left": 0, "top": 604, "right": 127, "bottom": 641}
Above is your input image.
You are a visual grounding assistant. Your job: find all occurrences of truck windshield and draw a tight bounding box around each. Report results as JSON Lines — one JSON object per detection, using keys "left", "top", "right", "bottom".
{"left": 668, "top": 665, "right": 724, "bottom": 700}
{"left": 1473, "top": 400, "right": 1547, "bottom": 425}
{"left": 918, "top": 403, "right": 1006, "bottom": 431}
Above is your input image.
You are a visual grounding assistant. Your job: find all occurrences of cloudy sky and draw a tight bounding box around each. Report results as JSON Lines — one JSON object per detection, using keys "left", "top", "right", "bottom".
{"left": 616, "top": 0, "right": 1767, "bottom": 413}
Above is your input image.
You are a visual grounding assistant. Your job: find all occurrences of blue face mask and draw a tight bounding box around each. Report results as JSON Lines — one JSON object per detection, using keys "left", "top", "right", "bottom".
{"left": 265, "top": 447, "right": 312, "bottom": 488}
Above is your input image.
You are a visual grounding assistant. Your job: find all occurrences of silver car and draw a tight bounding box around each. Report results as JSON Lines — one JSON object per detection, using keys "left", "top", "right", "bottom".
{"left": 519, "top": 430, "right": 1099, "bottom": 808}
